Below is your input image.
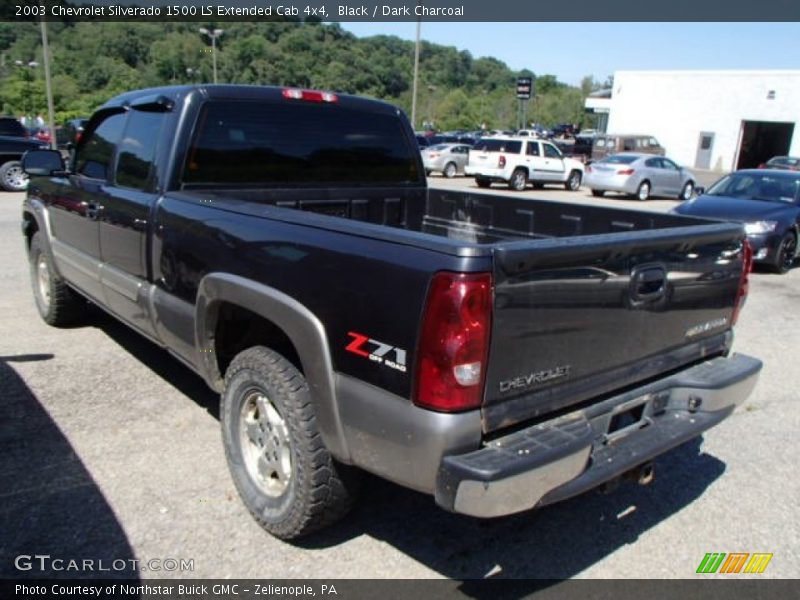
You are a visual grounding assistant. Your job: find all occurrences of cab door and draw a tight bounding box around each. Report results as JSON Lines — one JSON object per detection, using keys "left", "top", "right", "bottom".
{"left": 47, "top": 109, "right": 127, "bottom": 302}
{"left": 98, "top": 101, "right": 172, "bottom": 336}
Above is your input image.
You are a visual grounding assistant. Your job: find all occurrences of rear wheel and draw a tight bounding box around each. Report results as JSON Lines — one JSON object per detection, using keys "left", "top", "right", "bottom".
{"left": 476, "top": 177, "right": 491, "bottom": 188}
{"left": 636, "top": 180, "right": 651, "bottom": 201}
{"left": 443, "top": 162, "right": 457, "bottom": 178}
{"left": 680, "top": 180, "right": 694, "bottom": 200}
{"left": 221, "top": 346, "right": 359, "bottom": 539}
{"left": 0, "top": 161, "right": 28, "bottom": 192}
{"left": 771, "top": 231, "right": 797, "bottom": 274}
{"left": 509, "top": 169, "right": 527, "bottom": 191}
{"left": 28, "top": 232, "right": 85, "bottom": 326}
{"left": 591, "top": 189, "right": 605, "bottom": 197}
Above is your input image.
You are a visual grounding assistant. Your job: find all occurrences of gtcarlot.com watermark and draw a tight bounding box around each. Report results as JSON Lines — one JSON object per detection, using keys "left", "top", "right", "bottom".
{"left": 14, "top": 554, "right": 195, "bottom": 573}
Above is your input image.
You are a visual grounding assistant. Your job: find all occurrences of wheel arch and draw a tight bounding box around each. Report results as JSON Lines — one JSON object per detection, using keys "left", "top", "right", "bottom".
{"left": 196, "top": 272, "right": 350, "bottom": 462}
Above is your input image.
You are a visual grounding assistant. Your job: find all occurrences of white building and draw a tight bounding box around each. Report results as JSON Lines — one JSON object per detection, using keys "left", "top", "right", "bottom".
{"left": 588, "top": 70, "right": 800, "bottom": 172}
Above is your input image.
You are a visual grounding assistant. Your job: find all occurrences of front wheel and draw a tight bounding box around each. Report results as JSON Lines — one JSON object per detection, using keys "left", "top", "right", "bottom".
{"left": 221, "top": 346, "right": 359, "bottom": 539}
{"left": 680, "top": 181, "right": 694, "bottom": 200}
{"left": 565, "top": 170, "right": 582, "bottom": 191}
{"left": 443, "top": 162, "right": 457, "bottom": 178}
{"left": 0, "top": 161, "right": 28, "bottom": 192}
{"left": 771, "top": 231, "right": 797, "bottom": 274}
{"left": 29, "top": 232, "right": 85, "bottom": 326}
{"left": 636, "top": 180, "right": 651, "bottom": 201}
{"left": 509, "top": 169, "right": 527, "bottom": 191}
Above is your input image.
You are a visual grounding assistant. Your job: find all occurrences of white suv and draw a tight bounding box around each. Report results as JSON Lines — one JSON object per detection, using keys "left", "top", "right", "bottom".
{"left": 465, "top": 137, "right": 585, "bottom": 191}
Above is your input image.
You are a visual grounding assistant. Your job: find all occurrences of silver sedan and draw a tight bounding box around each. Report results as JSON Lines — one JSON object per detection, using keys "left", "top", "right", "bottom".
{"left": 585, "top": 153, "right": 696, "bottom": 200}
{"left": 421, "top": 143, "right": 471, "bottom": 178}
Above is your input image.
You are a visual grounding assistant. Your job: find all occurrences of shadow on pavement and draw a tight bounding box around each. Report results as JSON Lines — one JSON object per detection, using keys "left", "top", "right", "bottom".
{"left": 0, "top": 355, "right": 140, "bottom": 579}
{"left": 90, "top": 311, "right": 219, "bottom": 420}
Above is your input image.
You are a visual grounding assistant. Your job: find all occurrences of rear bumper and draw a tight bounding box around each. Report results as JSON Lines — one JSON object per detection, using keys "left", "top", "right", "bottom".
{"left": 465, "top": 165, "right": 511, "bottom": 181}
{"left": 435, "top": 353, "right": 761, "bottom": 518}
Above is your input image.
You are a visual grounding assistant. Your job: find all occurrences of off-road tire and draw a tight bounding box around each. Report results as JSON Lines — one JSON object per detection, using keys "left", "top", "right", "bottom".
{"left": 221, "top": 346, "right": 358, "bottom": 539}
{"left": 29, "top": 232, "right": 84, "bottom": 326}
{"left": 476, "top": 177, "right": 491, "bottom": 188}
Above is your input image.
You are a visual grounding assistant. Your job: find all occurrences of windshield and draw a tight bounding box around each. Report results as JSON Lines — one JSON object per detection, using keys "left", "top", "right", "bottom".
{"left": 472, "top": 139, "right": 522, "bottom": 153}
{"left": 706, "top": 172, "right": 800, "bottom": 203}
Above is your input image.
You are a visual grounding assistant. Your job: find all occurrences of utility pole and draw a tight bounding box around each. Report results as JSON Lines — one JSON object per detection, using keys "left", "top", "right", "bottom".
{"left": 410, "top": 15, "right": 421, "bottom": 130}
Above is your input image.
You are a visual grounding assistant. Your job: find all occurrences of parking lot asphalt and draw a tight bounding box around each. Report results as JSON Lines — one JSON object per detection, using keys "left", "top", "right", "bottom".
{"left": 1, "top": 183, "right": 798, "bottom": 581}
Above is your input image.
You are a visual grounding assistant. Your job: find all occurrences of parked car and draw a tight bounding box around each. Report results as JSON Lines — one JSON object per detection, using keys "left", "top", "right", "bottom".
{"left": 0, "top": 116, "right": 49, "bottom": 191}
{"left": 758, "top": 156, "right": 800, "bottom": 171}
{"left": 421, "top": 143, "right": 470, "bottom": 177}
{"left": 673, "top": 169, "right": 800, "bottom": 273}
{"left": 466, "top": 136, "right": 584, "bottom": 191}
{"left": 592, "top": 134, "right": 665, "bottom": 162}
{"left": 0, "top": 116, "right": 29, "bottom": 139}
{"left": 56, "top": 118, "right": 88, "bottom": 149}
{"left": 585, "top": 154, "right": 696, "bottom": 201}
{"left": 21, "top": 84, "right": 760, "bottom": 540}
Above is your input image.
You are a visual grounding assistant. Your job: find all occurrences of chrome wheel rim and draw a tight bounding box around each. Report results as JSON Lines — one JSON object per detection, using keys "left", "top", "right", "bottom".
{"left": 638, "top": 183, "right": 649, "bottom": 200}
{"left": 512, "top": 172, "right": 525, "bottom": 190}
{"left": 240, "top": 390, "right": 292, "bottom": 497}
{"left": 37, "top": 257, "right": 51, "bottom": 309}
{"left": 4, "top": 165, "right": 28, "bottom": 190}
{"left": 569, "top": 172, "right": 581, "bottom": 190}
{"left": 682, "top": 182, "right": 693, "bottom": 200}
{"left": 445, "top": 163, "right": 456, "bottom": 178}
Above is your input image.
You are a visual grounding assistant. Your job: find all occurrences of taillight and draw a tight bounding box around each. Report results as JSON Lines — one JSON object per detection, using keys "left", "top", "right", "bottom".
{"left": 282, "top": 88, "right": 338, "bottom": 103}
{"left": 415, "top": 272, "right": 492, "bottom": 412}
{"left": 498, "top": 155, "right": 506, "bottom": 168}
{"left": 429, "top": 153, "right": 440, "bottom": 159}
{"left": 617, "top": 168, "right": 635, "bottom": 175}
{"left": 731, "top": 240, "right": 753, "bottom": 326}
{"left": 757, "top": 163, "right": 766, "bottom": 169}
{"left": 75, "top": 131, "right": 83, "bottom": 144}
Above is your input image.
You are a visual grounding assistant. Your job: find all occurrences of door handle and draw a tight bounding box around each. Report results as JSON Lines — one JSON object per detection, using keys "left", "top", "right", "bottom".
{"left": 629, "top": 265, "right": 667, "bottom": 305}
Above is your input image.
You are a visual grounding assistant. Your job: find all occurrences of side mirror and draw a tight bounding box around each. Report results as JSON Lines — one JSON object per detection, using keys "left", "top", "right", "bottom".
{"left": 694, "top": 186, "right": 705, "bottom": 197}
{"left": 22, "top": 150, "right": 66, "bottom": 177}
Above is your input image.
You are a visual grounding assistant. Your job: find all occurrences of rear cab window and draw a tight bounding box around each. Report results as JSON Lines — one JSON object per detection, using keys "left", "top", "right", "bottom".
{"left": 182, "top": 100, "right": 420, "bottom": 187}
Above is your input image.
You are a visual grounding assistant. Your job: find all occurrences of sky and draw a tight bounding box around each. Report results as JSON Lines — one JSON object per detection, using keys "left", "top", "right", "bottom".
{"left": 340, "top": 22, "right": 800, "bottom": 86}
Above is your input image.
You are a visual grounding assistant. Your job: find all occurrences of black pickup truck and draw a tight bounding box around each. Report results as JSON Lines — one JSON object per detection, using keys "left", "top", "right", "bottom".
{"left": 21, "top": 85, "right": 761, "bottom": 540}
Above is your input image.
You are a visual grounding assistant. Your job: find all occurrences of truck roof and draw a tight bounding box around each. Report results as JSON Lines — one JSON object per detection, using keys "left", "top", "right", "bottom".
{"left": 100, "top": 84, "right": 402, "bottom": 117}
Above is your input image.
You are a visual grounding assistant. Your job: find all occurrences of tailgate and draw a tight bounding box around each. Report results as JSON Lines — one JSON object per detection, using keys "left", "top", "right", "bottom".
{"left": 483, "top": 224, "right": 747, "bottom": 432}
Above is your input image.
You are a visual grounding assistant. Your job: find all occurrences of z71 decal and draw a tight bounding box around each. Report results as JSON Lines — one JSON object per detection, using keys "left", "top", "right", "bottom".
{"left": 345, "top": 331, "right": 407, "bottom": 373}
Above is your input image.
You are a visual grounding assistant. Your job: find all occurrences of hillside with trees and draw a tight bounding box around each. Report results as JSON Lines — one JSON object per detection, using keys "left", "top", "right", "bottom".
{"left": 0, "top": 20, "right": 605, "bottom": 130}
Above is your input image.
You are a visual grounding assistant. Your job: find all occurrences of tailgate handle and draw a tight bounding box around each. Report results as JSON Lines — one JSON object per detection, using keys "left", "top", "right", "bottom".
{"left": 630, "top": 265, "right": 666, "bottom": 303}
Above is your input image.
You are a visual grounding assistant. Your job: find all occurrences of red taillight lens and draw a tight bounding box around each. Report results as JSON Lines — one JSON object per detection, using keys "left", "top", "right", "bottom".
{"left": 75, "top": 131, "right": 83, "bottom": 144}
{"left": 415, "top": 272, "right": 493, "bottom": 412}
{"left": 731, "top": 239, "right": 753, "bottom": 326}
{"left": 282, "top": 88, "right": 338, "bottom": 103}
{"left": 757, "top": 163, "right": 766, "bottom": 169}
{"left": 617, "top": 168, "right": 635, "bottom": 175}
{"left": 498, "top": 155, "right": 506, "bottom": 168}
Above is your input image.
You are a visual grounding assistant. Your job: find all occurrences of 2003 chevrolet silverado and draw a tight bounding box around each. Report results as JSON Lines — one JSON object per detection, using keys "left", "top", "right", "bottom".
{"left": 20, "top": 85, "right": 761, "bottom": 539}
